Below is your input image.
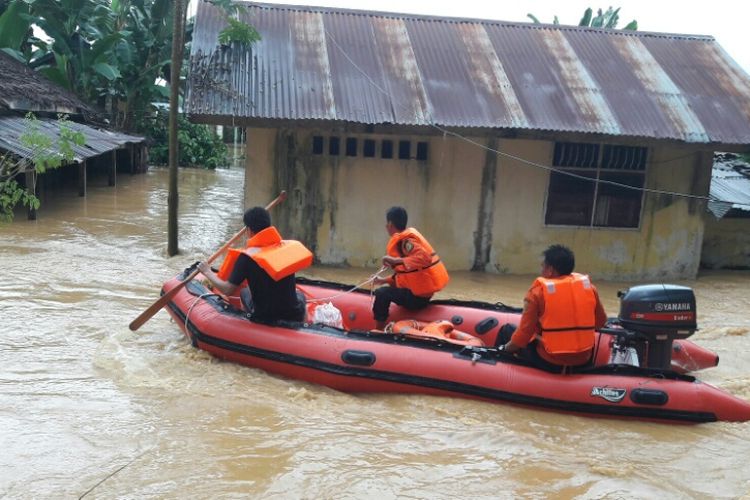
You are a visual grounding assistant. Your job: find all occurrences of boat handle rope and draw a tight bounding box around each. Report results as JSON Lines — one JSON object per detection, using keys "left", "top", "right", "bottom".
{"left": 185, "top": 292, "right": 220, "bottom": 335}
{"left": 302, "top": 266, "right": 390, "bottom": 305}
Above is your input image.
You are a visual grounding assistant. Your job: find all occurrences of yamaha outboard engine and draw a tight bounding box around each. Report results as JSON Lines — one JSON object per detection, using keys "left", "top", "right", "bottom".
{"left": 615, "top": 284, "right": 697, "bottom": 370}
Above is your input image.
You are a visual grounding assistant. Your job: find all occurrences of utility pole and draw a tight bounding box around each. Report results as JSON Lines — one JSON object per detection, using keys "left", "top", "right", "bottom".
{"left": 168, "top": 0, "right": 187, "bottom": 256}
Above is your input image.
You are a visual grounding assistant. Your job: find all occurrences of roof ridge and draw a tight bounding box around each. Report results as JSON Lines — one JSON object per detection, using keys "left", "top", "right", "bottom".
{"left": 237, "top": 1, "right": 716, "bottom": 41}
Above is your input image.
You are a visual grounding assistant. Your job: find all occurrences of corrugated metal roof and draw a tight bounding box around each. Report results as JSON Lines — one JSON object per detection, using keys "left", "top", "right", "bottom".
{"left": 0, "top": 116, "right": 144, "bottom": 164}
{"left": 187, "top": 1, "right": 750, "bottom": 145}
{"left": 710, "top": 155, "right": 750, "bottom": 213}
{"left": 0, "top": 52, "right": 104, "bottom": 122}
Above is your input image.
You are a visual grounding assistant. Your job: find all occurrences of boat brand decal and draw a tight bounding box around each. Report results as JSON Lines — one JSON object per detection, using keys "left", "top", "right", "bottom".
{"left": 630, "top": 312, "right": 695, "bottom": 321}
{"left": 591, "top": 387, "right": 626, "bottom": 403}
{"left": 654, "top": 302, "right": 691, "bottom": 312}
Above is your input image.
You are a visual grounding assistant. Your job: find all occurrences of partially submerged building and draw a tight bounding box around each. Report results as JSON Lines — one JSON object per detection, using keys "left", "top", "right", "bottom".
{"left": 702, "top": 153, "right": 750, "bottom": 269}
{"left": 0, "top": 51, "right": 146, "bottom": 219}
{"left": 186, "top": 1, "right": 750, "bottom": 279}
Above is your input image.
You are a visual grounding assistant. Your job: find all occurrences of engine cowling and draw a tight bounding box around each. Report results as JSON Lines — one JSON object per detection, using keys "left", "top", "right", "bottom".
{"left": 616, "top": 284, "right": 697, "bottom": 369}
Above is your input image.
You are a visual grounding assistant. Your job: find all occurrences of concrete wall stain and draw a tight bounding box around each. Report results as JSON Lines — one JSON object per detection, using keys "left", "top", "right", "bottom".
{"left": 472, "top": 136, "right": 497, "bottom": 271}
{"left": 273, "top": 129, "right": 325, "bottom": 258}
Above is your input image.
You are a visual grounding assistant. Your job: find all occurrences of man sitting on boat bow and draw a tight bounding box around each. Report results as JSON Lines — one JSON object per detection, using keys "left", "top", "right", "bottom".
{"left": 198, "top": 206, "right": 312, "bottom": 322}
{"left": 499, "top": 244, "right": 608, "bottom": 372}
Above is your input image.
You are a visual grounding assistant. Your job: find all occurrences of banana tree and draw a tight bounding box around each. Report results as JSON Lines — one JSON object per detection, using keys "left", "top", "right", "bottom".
{"left": 0, "top": 0, "right": 174, "bottom": 131}
{"left": 528, "top": 6, "right": 637, "bottom": 30}
{"left": 108, "top": 0, "right": 174, "bottom": 130}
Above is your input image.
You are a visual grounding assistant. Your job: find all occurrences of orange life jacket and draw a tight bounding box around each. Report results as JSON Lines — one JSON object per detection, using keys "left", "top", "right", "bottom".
{"left": 217, "top": 226, "right": 313, "bottom": 282}
{"left": 536, "top": 273, "right": 597, "bottom": 355}
{"left": 386, "top": 228, "right": 449, "bottom": 297}
{"left": 388, "top": 319, "right": 484, "bottom": 347}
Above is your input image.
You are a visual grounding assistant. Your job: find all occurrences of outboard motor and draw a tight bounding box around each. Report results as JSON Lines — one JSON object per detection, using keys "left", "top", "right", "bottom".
{"left": 614, "top": 284, "right": 697, "bottom": 370}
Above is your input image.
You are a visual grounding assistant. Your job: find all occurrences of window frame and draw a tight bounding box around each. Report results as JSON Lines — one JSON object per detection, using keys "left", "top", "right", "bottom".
{"left": 544, "top": 142, "right": 648, "bottom": 229}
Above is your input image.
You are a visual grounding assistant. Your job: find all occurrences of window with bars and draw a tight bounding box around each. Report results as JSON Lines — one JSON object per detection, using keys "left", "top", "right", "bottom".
{"left": 545, "top": 142, "right": 647, "bottom": 228}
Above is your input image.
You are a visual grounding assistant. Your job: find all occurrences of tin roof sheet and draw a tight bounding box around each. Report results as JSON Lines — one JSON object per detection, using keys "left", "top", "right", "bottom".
{"left": 187, "top": 1, "right": 750, "bottom": 146}
{"left": 710, "top": 154, "right": 750, "bottom": 211}
{"left": 0, "top": 116, "right": 144, "bottom": 163}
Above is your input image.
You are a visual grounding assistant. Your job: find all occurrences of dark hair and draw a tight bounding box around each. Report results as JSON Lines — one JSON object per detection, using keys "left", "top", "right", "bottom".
{"left": 543, "top": 244, "right": 575, "bottom": 275}
{"left": 386, "top": 206, "right": 408, "bottom": 231}
{"left": 243, "top": 206, "right": 271, "bottom": 233}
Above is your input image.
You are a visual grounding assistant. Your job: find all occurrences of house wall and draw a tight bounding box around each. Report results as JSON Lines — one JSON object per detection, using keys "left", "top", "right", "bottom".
{"left": 701, "top": 216, "right": 750, "bottom": 269}
{"left": 245, "top": 127, "right": 712, "bottom": 279}
{"left": 486, "top": 144, "right": 711, "bottom": 279}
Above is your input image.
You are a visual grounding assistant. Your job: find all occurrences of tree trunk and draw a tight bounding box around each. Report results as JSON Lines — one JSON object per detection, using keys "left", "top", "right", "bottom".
{"left": 167, "top": 0, "right": 186, "bottom": 257}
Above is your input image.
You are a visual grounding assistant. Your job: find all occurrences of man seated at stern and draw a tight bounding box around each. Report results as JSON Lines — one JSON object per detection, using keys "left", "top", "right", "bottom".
{"left": 498, "top": 244, "right": 607, "bottom": 372}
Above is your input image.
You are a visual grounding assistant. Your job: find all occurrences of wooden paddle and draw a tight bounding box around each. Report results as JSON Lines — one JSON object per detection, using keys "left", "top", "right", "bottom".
{"left": 128, "top": 191, "right": 287, "bottom": 331}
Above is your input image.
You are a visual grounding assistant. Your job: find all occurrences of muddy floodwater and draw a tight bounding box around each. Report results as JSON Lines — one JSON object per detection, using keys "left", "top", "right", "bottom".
{"left": 1, "top": 167, "right": 749, "bottom": 499}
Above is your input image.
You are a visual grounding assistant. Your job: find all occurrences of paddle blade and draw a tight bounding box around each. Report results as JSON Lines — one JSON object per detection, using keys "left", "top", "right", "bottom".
{"left": 128, "top": 269, "right": 197, "bottom": 331}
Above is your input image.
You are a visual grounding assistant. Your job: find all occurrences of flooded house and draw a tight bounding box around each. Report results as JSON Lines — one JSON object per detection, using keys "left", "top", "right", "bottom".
{"left": 185, "top": 1, "right": 750, "bottom": 279}
{"left": 0, "top": 51, "right": 146, "bottom": 219}
{"left": 702, "top": 153, "right": 750, "bottom": 269}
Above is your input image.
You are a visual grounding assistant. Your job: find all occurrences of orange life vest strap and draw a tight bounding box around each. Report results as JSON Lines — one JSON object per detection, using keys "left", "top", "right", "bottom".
{"left": 394, "top": 254, "right": 443, "bottom": 274}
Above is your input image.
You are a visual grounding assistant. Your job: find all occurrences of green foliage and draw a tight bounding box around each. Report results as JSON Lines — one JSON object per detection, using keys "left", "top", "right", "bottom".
{"left": 0, "top": 0, "right": 176, "bottom": 131}
{"left": 590, "top": 7, "right": 620, "bottom": 29}
{"left": 579, "top": 8, "right": 593, "bottom": 27}
{"left": 0, "top": 0, "right": 31, "bottom": 51}
{"left": 140, "top": 110, "right": 228, "bottom": 169}
{"left": 0, "top": 113, "right": 85, "bottom": 222}
{"left": 19, "top": 113, "right": 86, "bottom": 173}
{"left": 0, "top": 177, "right": 39, "bottom": 223}
{"left": 218, "top": 16, "right": 261, "bottom": 45}
{"left": 528, "top": 5, "right": 637, "bottom": 30}
{"left": 208, "top": 0, "right": 261, "bottom": 46}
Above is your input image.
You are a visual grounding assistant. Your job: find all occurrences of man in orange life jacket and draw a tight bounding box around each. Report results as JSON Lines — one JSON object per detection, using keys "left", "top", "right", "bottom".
{"left": 373, "top": 206, "right": 449, "bottom": 330}
{"left": 198, "top": 207, "right": 310, "bottom": 322}
{"left": 499, "top": 244, "right": 607, "bottom": 372}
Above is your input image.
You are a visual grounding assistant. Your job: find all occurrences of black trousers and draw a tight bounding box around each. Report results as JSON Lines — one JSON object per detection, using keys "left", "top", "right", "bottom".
{"left": 241, "top": 288, "right": 306, "bottom": 322}
{"left": 373, "top": 286, "right": 431, "bottom": 322}
{"left": 496, "top": 323, "right": 564, "bottom": 373}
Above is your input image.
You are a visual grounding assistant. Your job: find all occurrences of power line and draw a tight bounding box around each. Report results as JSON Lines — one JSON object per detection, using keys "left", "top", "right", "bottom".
{"left": 323, "top": 28, "right": 750, "bottom": 208}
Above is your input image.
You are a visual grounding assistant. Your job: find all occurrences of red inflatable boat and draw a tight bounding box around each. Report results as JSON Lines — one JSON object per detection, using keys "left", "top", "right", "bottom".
{"left": 162, "top": 267, "right": 749, "bottom": 423}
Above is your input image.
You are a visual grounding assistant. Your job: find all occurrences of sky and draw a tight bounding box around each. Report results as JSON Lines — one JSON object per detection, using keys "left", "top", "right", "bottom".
{"left": 201, "top": 0, "right": 750, "bottom": 75}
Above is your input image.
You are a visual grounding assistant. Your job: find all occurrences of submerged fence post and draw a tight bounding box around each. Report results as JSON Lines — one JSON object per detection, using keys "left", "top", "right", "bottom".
{"left": 78, "top": 160, "right": 87, "bottom": 197}
{"left": 109, "top": 150, "right": 117, "bottom": 187}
